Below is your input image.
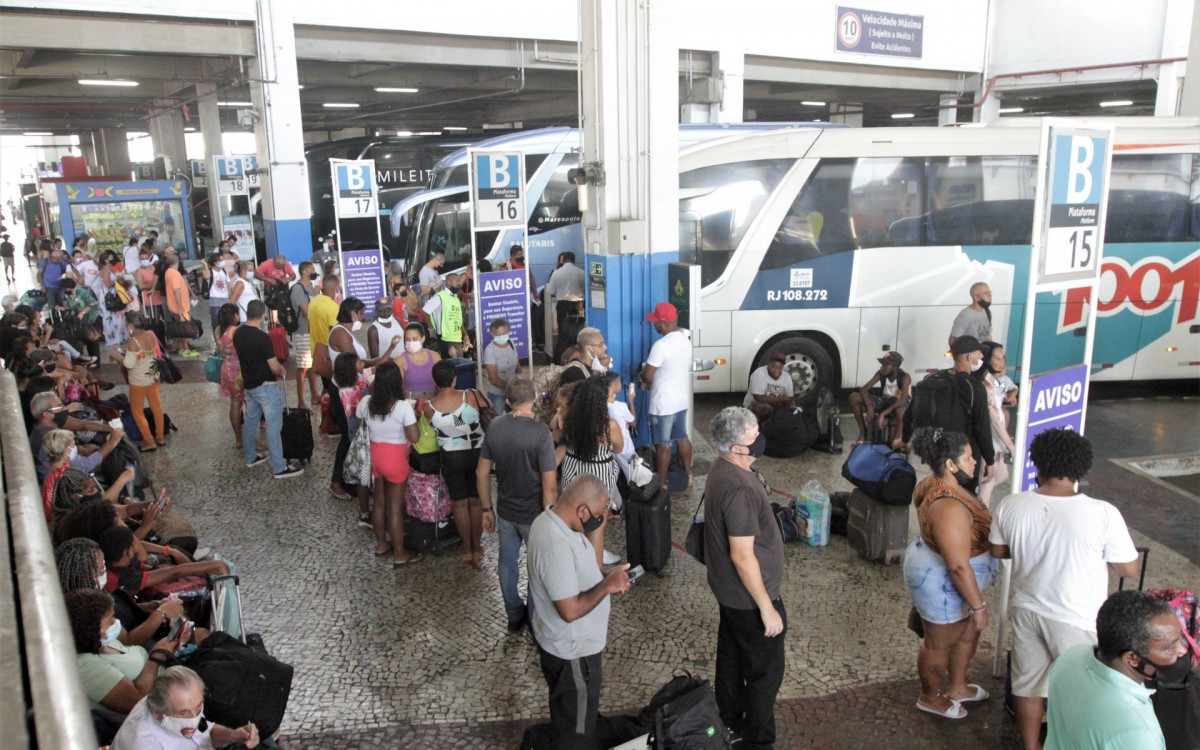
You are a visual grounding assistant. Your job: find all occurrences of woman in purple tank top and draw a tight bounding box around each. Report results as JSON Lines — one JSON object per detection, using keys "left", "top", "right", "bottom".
{"left": 396, "top": 322, "right": 440, "bottom": 398}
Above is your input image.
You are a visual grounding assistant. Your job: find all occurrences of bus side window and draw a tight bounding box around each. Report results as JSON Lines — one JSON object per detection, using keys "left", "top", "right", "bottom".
{"left": 530, "top": 154, "right": 582, "bottom": 235}
{"left": 849, "top": 158, "right": 925, "bottom": 249}
{"left": 1104, "top": 154, "right": 1193, "bottom": 243}
{"left": 761, "top": 159, "right": 857, "bottom": 271}
{"left": 1192, "top": 154, "right": 1200, "bottom": 241}
{"left": 926, "top": 156, "right": 1035, "bottom": 246}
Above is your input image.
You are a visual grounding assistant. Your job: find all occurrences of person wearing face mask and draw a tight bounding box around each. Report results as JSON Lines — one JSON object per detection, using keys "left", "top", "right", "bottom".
{"left": 948, "top": 281, "right": 993, "bottom": 350}
{"left": 526, "top": 474, "right": 632, "bottom": 748}
{"left": 702, "top": 406, "right": 787, "bottom": 749}
{"left": 395, "top": 321, "right": 440, "bottom": 400}
{"left": 112, "top": 666, "right": 260, "bottom": 750}
{"left": 201, "top": 252, "right": 231, "bottom": 334}
{"left": 912, "top": 335, "right": 994, "bottom": 492}
{"left": 229, "top": 260, "right": 260, "bottom": 324}
{"left": 290, "top": 261, "right": 321, "bottom": 410}
{"left": 368, "top": 297, "right": 404, "bottom": 360}
{"left": 422, "top": 272, "right": 466, "bottom": 358}
{"left": 972, "top": 341, "right": 1017, "bottom": 507}
{"left": 576, "top": 327, "right": 611, "bottom": 374}
{"left": 65, "top": 588, "right": 182, "bottom": 728}
{"left": 482, "top": 317, "right": 522, "bottom": 415}
{"left": 903, "top": 427, "right": 999, "bottom": 720}
{"left": 989, "top": 428, "right": 1141, "bottom": 750}
{"left": 329, "top": 298, "right": 398, "bottom": 372}
{"left": 134, "top": 247, "right": 164, "bottom": 320}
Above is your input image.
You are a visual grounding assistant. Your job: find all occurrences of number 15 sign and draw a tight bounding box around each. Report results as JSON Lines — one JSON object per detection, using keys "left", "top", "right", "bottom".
{"left": 469, "top": 150, "right": 525, "bottom": 229}
{"left": 331, "top": 159, "right": 377, "bottom": 218}
{"left": 1035, "top": 122, "right": 1114, "bottom": 286}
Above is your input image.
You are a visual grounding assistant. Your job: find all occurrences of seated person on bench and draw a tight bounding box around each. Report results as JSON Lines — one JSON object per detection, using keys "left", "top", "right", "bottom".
{"left": 743, "top": 351, "right": 795, "bottom": 422}
{"left": 849, "top": 351, "right": 910, "bottom": 451}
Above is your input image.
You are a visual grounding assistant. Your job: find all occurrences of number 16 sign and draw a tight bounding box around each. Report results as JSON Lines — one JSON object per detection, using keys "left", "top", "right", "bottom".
{"left": 331, "top": 159, "right": 377, "bottom": 218}
{"left": 1036, "top": 124, "right": 1114, "bottom": 285}
{"left": 470, "top": 150, "right": 526, "bottom": 228}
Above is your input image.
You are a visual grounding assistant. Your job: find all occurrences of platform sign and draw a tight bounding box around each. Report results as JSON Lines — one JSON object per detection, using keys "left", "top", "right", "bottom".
{"left": 241, "top": 154, "right": 260, "bottom": 189}
{"left": 1036, "top": 126, "right": 1113, "bottom": 286}
{"left": 668, "top": 262, "right": 702, "bottom": 338}
{"left": 189, "top": 160, "right": 207, "bottom": 189}
{"left": 469, "top": 150, "right": 525, "bottom": 228}
{"left": 478, "top": 269, "right": 530, "bottom": 358}
{"left": 1019, "top": 364, "right": 1088, "bottom": 491}
{"left": 212, "top": 155, "right": 248, "bottom": 196}
{"left": 341, "top": 248, "right": 387, "bottom": 309}
{"left": 332, "top": 160, "right": 377, "bottom": 218}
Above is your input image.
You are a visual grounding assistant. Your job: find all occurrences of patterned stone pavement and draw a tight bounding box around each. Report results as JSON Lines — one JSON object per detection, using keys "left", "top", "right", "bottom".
{"left": 116, "top": 361, "right": 1197, "bottom": 749}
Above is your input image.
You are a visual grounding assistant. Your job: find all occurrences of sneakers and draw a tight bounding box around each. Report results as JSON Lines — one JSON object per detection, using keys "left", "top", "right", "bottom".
{"left": 177, "top": 348, "right": 200, "bottom": 358}
{"left": 357, "top": 513, "right": 372, "bottom": 528}
{"left": 74, "top": 355, "right": 97, "bottom": 365}
{"left": 193, "top": 546, "right": 212, "bottom": 560}
{"left": 602, "top": 549, "right": 621, "bottom": 565}
{"left": 273, "top": 465, "right": 304, "bottom": 479}
{"left": 245, "top": 455, "right": 268, "bottom": 468}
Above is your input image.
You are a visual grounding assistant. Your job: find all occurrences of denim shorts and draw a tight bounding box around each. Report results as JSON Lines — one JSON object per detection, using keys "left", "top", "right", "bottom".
{"left": 649, "top": 409, "right": 688, "bottom": 444}
{"left": 903, "top": 538, "right": 998, "bottom": 625}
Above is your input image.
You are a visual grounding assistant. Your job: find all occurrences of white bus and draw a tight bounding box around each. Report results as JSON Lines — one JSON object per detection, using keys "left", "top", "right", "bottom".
{"left": 680, "top": 117, "right": 1198, "bottom": 400}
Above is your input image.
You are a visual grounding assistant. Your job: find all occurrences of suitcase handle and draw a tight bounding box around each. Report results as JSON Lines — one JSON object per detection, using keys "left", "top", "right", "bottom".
{"left": 1117, "top": 546, "right": 1150, "bottom": 591}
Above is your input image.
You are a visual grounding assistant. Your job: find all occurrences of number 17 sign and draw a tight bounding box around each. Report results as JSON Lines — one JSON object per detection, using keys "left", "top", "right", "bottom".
{"left": 331, "top": 159, "right": 377, "bottom": 218}
{"left": 1036, "top": 124, "right": 1114, "bottom": 286}
{"left": 470, "top": 149, "right": 526, "bottom": 228}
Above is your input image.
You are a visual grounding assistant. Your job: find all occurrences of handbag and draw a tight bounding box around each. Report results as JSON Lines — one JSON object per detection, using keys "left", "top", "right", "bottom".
{"left": 166, "top": 318, "right": 200, "bottom": 340}
{"left": 343, "top": 425, "right": 374, "bottom": 487}
{"left": 408, "top": 414, "right": 441, "bottom": 474}
{"left": 205, "top": 352, "right": 224, "bottom": 385}
{"left": 154, "top": 336, "right": 182, "bottom": 384}
{"left": 683, "top": 494, "right": 706, "bottom": 565}
{"left": 312, "top": 342, "right": 333, "bottom": 379}
{"left": 104, "top": 289, "right": 126, "bottom": 312}
{"left": 471, "top": 389, "right": 498, "bottom": 431}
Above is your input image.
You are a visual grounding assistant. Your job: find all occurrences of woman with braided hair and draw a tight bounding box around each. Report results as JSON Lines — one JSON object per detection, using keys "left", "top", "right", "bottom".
{"left": 902, "top": 426, "right": 999, "bottom": 720}
{"left": 558, "top": 374, "right": 624, "bottom": 566}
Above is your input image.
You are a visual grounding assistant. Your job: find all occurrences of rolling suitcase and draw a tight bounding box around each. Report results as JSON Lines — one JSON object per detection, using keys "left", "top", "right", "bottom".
{"left": 846, "top": 488, "right": 908, "bottom": 565}
{"left": 186, "top": 632, "right": 293, "bottom": 738}
{"left": 403, "top": 514, "right": 461, "bottom": 555}
{"left": 626, "top": 484, "right": 671, "bottom": 575}
{"left": 210, "top": 573, "right": 244, "bottom": 642}
{"left": 280, "top": 405, "right": 313, "bottom": 464}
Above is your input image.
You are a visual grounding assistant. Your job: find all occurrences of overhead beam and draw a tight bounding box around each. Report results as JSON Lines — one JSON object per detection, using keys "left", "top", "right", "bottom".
{"left": 0, "top": 50, "right": 222, "bottom": 83}
{"left": 744, "top": 55, "right": 967, "bottom": 93}
{"left": 0, "top": 10, "right": 256, "bottom": 56}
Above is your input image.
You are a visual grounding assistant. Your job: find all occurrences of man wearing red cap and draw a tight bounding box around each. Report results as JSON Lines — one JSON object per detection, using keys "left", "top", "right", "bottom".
{"left": 639, "top": 302, "right": 693, "bottom": 487}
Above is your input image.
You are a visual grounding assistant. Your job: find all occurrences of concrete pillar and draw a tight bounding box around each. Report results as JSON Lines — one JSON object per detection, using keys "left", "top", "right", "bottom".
{"left": 938, "top": 94, "right": 959, "bottom": 127}
{"left": 249, "top": 0, "right": 312, "bottom": 263}
{"left": 94, "top": 127, "right": 132, "bottom": 178}
{"left": 973, "top": 87, "right": 1000, "bottom": 123}
{"left": 712, "top": 49, "right": 744, "bottom": 123}
{"left": 1158, "top": 0, "right": 1196, "bottom": 116}
{"left": 196, "top": 82, "right": 225, "bottom": 241}
{"left": 580, "top": 0, "right": 678, "bottom": 431}
{"left": 148, "top": 100, "right": 188, "bottom": 177}
{"left": 1181, "top": 0, "right": 1200, "bottom": 116}
{"left": 78, "top": 134, "right": 98, "bottom": 174}
{"left": 829, "top": 102, "right": 863, "bottom": 127}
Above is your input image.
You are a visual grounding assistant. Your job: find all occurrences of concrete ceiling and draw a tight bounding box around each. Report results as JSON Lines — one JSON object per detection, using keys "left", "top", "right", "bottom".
{"left": 0, "top": 7, "right": 1160, "bottom": 141}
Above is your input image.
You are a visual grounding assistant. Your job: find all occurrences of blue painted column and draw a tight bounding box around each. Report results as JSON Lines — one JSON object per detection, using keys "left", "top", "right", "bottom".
{"left": 250, "top": 0, "right": 312, "bottom": 264}
{"left": 579, "top": 0, "right": 679, "bottom": 446}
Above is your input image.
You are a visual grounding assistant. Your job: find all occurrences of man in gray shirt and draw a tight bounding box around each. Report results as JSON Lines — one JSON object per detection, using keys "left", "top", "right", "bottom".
{"left": 543, "top": 251, "right": 585, "bottom": 328}
{"left": 528, "top": 474, "right": 631, "bottom": 749}
{"left": 417, "top": 251, "right": 446, "bottom": 302}
{"left": 289, "top": 261, "right": 319, "bottom": 410}
{"left": 948, "top": 281, "right": 993, "bottom": 349}
{"left": 477, "top": 376, "right": 558, "bottom": 631}
{"left": 704, "top": 406, "right": 786, "bottom": 749}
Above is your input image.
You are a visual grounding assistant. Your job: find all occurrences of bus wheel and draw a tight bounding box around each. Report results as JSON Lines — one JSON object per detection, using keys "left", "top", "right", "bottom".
{"left": 764, "top": 337, "right": 834, "bottom": 405}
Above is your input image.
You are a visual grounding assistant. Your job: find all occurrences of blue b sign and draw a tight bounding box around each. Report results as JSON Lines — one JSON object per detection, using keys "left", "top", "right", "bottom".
{"left": 470, "top": 150, "right": 525, "bottom": 228}
{"left": 1039, "top": 128, "right": 1112, "bottom": 283}
{"left": 333, "top": 161, "right": 376, "bottom": 217}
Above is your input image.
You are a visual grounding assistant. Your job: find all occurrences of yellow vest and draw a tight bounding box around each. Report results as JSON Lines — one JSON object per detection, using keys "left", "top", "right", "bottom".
{"left": 436, "top": 289, "right": 463, "bottom": 343}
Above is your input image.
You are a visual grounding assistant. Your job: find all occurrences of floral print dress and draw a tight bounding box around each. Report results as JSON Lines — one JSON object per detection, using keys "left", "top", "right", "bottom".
{"left": 218, "top": 326, "right": 243, "bottom": 400}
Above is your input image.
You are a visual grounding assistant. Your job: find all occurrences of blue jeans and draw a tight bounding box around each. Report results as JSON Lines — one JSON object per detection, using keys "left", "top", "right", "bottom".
{"left": 243, "top": 383, "right": 286, "bottom": 474}
{"left": 497, "top": 514, "right": 533, "bottom": 624}
{"left": 487, "top": 390, "right": 508, "bottom": 416}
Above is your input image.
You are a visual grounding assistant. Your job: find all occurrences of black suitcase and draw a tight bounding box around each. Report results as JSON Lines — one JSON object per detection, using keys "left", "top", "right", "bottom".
{"left": 845, "top": 488, "right": 908, "bottom": 565}
{"left": 626, "top": 484, "right": 671, "bottom": 575}
{"left": 403, "top": 513, "right": 461, "bottom": 555}
{"left": 185, "top": 632, "right": 293, "bottom": 738}
{"left": 281, "top": 406, "right": 313, "bottom": 464}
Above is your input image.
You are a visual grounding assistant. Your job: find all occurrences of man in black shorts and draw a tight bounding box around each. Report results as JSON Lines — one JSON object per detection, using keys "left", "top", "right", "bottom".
{"left": 848, "top": 351, "right": 911, "bottom": 450}
{"left": 0, "top": 233, "right": 15, "bottom": 283}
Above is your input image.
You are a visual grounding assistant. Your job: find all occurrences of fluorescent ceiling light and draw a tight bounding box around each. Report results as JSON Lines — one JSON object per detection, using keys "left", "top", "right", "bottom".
{"left": 78, "top": 78, "right": 138, "bottom": 87}
{"left": 125, "top": 132, "right": 149, "bottom": 138}
{"left": 801, "top": 100, "right": 826, "bottom": 106}
{"left": 891, "top": 113, "right": 915, "bottom": 119}
{"left": 1099, "top": 99, "right": 1133, "bottom": 107}
{"left": 298, "top": 84, "right": 305, "bottom": 89}
{"left": 396, "top": 130, "right": 414, "bottom": 137}
{"left": 443, "top": 126, "right": 468, "bottom": 131}
{"left": 322, "top": 102, "right": 360, "bottom": 108}
{"left": 998, "top": 107, "right": 1024, "bottom": 114}
{"left": 23, "top": 131, "right": 53, "bottom": 136}
{"left": 375, "top": 87, "right": 419, "bottom": 93}
{"left": 184, "top": 127, "right": 196, "bottom": 132}
{"left": 416, "top": 131, "right": 440, "bottom": 136}
{"left": 219, "top": 101, "right": 252, "bottom": 107}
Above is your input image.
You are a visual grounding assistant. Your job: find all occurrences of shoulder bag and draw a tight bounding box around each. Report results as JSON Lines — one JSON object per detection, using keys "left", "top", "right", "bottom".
{"left": 683, "top": 494, "right": 705, "bottom": 565}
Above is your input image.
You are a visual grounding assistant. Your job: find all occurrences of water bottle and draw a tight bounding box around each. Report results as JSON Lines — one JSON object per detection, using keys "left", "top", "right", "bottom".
{"left": 799, "top": 480, "right": 830, "bottom": 547}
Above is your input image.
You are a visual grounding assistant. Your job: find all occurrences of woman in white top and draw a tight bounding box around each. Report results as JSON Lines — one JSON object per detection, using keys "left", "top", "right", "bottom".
{"left": 228, "top": 260, "right": 259, "bottom": 323}
{"left": 974, "top": 341, "right": 1017, "bottom": 507}
{"left": 357, "top": 361, "right": 422, "bottom": 566}
{"left": 329, "top": 297, "right": 398, "bottom": 369}
{"left": 199, "top": 247, "right": 233, "bottom": 333}
{"left": 367, "top": 298, "right": 405, "bottom": 359}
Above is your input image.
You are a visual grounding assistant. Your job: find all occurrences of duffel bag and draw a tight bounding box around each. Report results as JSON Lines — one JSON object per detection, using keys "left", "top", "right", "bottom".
{"left": 840, "top": 442, "right": 916, "bottom": 506}
{"left": 760, "top": 406, "right": 818, "bottom": 458}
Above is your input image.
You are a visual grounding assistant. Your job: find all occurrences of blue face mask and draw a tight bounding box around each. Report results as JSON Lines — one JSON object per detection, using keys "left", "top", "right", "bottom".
{"left": 102, "top": 619, "right": 122, "bottom": 645}
{"left": 494, "top": 334, "right": 510, "bottom": 345}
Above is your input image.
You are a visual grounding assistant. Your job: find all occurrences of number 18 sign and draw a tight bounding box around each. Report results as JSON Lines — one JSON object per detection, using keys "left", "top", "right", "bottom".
{"left": 331, "top": 159, "right": 377, "bottom": 218}
{"left": 469, "top": 149, "right": 525, "bottom": 228}
{"left": 1036, "top": 124, "right": 1114, "bottom": 286}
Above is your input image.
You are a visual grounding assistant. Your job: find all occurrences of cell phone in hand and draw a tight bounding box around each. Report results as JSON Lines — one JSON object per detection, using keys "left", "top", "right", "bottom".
{"left": 626, "top": 565, "right": 645, "bottom": 583}
{"left": 166, "top": 617, "right": 184, "bottom": 641}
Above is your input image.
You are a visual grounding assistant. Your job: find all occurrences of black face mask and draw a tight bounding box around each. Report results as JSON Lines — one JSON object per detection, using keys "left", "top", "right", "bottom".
{"left": 738, "top": 434, "right": 767, "bottom": 459}
{"left": 977, "top": 299, "right": 991, "bottom": 310}
{"left": 1134, "top": 649, "right": 1193, "bottom": 687}
{"left": 308, "top": 272, "right": 318, "bottom": 281}
{"left": 951, "top": 461, "right": 974, "bottom": 486}
{"left": 580, "top": 505, "right": 604, "bottom": 533}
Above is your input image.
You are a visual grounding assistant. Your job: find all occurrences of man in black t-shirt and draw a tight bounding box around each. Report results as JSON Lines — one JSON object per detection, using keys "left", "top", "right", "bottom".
{"left": 0, "top": 234, "right": 15, "bottom": 283}
{"left": 703, "top": 406, "right": 786, "bottom": 749}
{"left": 476, "top": 375, "right": 558, "bottom": 631}
{"left": 233, "top": 300, "right": 302, "bottom": 479}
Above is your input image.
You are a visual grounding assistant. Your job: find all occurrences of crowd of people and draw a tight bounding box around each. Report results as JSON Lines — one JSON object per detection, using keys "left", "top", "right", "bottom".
{"left": 5, "top": 222, "right": 1191, "bottom": 750}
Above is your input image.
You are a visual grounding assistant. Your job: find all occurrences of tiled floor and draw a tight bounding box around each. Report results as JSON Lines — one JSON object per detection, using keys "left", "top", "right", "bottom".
{"left": 123, "top": 363, "right": 1198, "bottom": 749}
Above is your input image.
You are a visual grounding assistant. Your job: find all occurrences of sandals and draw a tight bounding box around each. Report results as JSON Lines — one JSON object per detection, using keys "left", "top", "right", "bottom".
{"left": 373, "top": 546, "right": 393, "bottom": 557}
{"left": 916, "top": 699, "right": 967, "bottom": 719}
{"left": 139, "top": 444, "right": 157, "bottom": 453}
{"left": 392, "top": 553, "right": 424, "bottom": 568}
{"left": 952, "top": 685, "right": 989, "bottom": 703}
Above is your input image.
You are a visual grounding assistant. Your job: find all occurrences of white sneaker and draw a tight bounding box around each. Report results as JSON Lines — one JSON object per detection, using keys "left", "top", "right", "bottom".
{"left": 602, "top": 549, "right": 621, "bottom": 565}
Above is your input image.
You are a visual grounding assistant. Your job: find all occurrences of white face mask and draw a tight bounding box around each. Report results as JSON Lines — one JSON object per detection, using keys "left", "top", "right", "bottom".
{"left": 96, "top": 573, "right": 107, "bottom": 590}
{"left": 350, "top": 320, "right": 363, "bottom": 332}
{"left": 245, "top": 271, "right": 255, "bottom": 280}
{"left": 101, "top": 619, "right": 122, "bottom": 645}
{"left": 160, "top": 712, "right": 204, "bottom": 737}
{"left": 405, "top": 340, "right": 422, "bottom": 353}
{"left": 970, "top": 358, "right": 984, "bottom": 372}
{"left": 66, "top": 445, "right": 78, "bottom": 462}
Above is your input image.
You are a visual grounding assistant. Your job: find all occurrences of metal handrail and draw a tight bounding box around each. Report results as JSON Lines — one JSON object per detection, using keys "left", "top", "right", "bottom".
{"left": 0, "top": 370, "right": 98, "bottom": 749}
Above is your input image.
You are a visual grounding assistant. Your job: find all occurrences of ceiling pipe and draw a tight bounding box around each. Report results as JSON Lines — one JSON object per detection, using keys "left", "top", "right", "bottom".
{"left": 944, "top": 56, "right": 1187, "bottom": 110}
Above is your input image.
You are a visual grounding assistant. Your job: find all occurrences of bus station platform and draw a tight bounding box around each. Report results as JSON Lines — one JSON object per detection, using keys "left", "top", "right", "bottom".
{"left": 119, "top": 361, "right": 1198, "bottom": 749}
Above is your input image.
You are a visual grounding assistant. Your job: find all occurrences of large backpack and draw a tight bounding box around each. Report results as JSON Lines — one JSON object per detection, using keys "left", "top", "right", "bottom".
{"left": 639, "top": 672, "right": 730, "bottom": 749}
{"left": 760, "top": 405, "right": 818, "bottom": 458}
{"left": 840, "top": 442, "right": 916, "bottom": 506}
{"left": 185, "top": 632, "right": 293, "bottom": 738}
{"left": 909, "top": 369, "right": 973, "bottom": 433}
